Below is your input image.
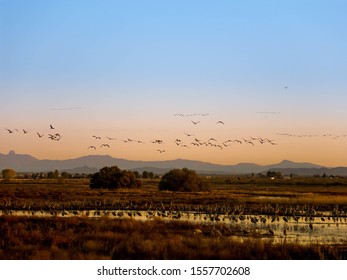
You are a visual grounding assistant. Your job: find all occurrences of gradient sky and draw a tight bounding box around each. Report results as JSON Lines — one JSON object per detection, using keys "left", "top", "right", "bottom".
{"left": 1, "top": 0, "right": 347, "bottom": 166}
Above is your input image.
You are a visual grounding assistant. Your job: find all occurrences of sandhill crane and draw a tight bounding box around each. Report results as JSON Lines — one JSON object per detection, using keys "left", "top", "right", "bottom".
{"left": 191, "top": 120, "right": 200, "bottom": 125}
{"left": 101, "top": 144, "right": 110, "bottom": 148}
{"left": 88, "top": 146, "right": 96, "bottom": 150}
{"left": 216, "top": 121, "right": 224, "bottom": 125}
{"left": 23, "top": 129, "right": 28, "bottom": 134}
{"left": 50, "top": 124, "right": 55, "bottom": 129}
{"left": 151, "top": 139, "right": 164, "bottom": 144}
{"left": 268, "top": 226, "right": 275, "bottom": 236}
{"left": 157, "top": 149, "right": 165, "bottom": 153}
{"left": 5, "top": 128, "right": 14, "bottom": 133}
{"left": 37, "top": 132, "right": 44, "bottom": 138}
{"left": 185, "top": 132, "right": 194, "bottom": 137}
{"left": 92, "top": 135, "right": 101, "bottom": 139}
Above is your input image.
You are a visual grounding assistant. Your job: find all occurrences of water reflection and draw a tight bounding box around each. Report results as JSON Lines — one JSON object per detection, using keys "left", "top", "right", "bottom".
{"left": 1, "top": 209, "right": 347, "bottom": 245}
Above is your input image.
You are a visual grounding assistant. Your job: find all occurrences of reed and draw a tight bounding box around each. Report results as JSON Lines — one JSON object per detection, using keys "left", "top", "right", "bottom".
{"left": 1, "top": 216, "right": 346, "bottom": 260}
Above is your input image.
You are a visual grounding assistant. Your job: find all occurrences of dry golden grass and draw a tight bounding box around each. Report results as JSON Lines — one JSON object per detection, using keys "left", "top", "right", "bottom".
{"left": 1, "top": 216, "right": 347, "bottom": 260}
{"left": 1, "top": 177, "right": 347, "bottom": 212}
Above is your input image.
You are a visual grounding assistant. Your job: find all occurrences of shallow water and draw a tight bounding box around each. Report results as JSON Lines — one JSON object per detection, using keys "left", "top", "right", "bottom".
{"left": 1, "top": 209, "right": 347, "bottom": 245}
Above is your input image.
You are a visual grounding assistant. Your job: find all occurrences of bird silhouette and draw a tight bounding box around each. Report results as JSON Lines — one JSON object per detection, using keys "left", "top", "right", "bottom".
{"left": 185, "top": 132, "right": 194, "bottom": 137}
{"left": 216, "top": 121, "right": 224, "bottom": 125}
{"left": 100, "top": 144, "right": 110, "bottom": 148}
{"left": 22, "top": 129, "right": 28, "bottom": 134}
{"left": 88, "top": 146, "right": 96, "bottom": 150}
{"left": 5, "top": 129, "right": 14, "bottom": 133}
{"left": 37, "top": 132, "right": 44, "bottom": 138}
{"left": 191, "top": 120, "right": 200, "bottom": 125}
{"left": 50, "top": 125, "right": 55, "bottom": 129}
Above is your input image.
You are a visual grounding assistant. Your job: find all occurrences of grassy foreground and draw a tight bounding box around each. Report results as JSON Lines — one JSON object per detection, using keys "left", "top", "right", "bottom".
{"left": 1, "top": 216, "right": 347, "bottom": 260}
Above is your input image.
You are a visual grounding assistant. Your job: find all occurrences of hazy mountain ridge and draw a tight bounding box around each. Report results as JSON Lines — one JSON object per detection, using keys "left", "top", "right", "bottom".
{"left": 1, "top": 151, "right": 346, "bottom": 176}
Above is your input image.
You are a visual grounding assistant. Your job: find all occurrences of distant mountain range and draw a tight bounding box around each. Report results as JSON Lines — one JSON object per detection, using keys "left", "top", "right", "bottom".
{"left": 1, "top": 150, "right": 347, "bottom": 176}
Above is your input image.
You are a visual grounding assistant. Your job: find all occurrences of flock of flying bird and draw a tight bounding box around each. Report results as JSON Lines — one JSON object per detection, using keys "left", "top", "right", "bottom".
{"left": 3, "top": 113, "right": 281, "bottom": 155}
{"left": 5, "top": 125, "right": 63, "bottom": 141}
{"left": 5, "top": 114, "right": 346, "bottom": 157}
{"left": 83, "top": 113, "right": 279, "bottom": 154}
{"left": 277, "top": 132, "right": 347, "bottom": 140}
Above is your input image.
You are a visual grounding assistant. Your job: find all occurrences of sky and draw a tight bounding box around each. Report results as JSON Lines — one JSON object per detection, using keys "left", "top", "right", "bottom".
{"left": 1, "top": 0, "right": 347, "bottom": 166}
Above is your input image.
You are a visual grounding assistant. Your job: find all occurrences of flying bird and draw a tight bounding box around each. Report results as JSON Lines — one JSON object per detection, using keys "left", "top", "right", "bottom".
{"left": 100, "top": 144, "right": 110, "bottom": 148}
{"left": 191, "top": 120, "right": 200, "bottom": 125}
{"left": 216, "top": 121, "right": 224, "bottom": 125}
{"left": 50, "top": 125, "right": 55, "bottom": 129}
{"left": 5, "top": 129, "right": 14, "bottom": 133}
{"left": 157, "top": 149, "right": 165, "bottom": 153}
{"left": 184, "top": 132, "right": 194, "bottom": 137}
{"left": 48, "top": 133, "right": 62, "bottom": 141}
{"left": 92, "top": 135, "right": 101, "bottom": 139}
{"left": 37, "top": 132, "right": 44, "bottom": 138}
{"left": 22, "top": 129, "right": 28, "bottom": 134}
{"left": 88, "top": 146, "right": 96, "bottom": 150}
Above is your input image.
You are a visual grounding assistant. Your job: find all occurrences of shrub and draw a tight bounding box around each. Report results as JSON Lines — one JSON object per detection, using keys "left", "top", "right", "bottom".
{"left": 1, "top": 168, "right": 16, "bottom": 181}
{"left": 90, "top": 166, "right": 142, "bottom": 189}
{"left": 158, "top": 168, "right": 210, "bottom": 192}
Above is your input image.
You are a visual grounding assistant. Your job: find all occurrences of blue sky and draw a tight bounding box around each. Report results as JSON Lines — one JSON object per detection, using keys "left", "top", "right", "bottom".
{"left": 1, "top": 0, "right": 347, "bottom": 165}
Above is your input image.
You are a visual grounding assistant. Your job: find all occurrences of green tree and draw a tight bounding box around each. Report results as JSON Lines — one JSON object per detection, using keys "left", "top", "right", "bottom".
{"left": 148, "top": 171, "right": 154, "bottom": 179}
{"left": 2, "top": 169, "right": 16, "bottom": 180}
{"left": 90, "top": 166, "right": 142, "bottom": 189}
{"left": 142, "top": 171, "right": 149, "bottom": 179}
{"left": 133, "top": 171, "right": 141, "bottom": 179}
{"left": 159, "top": 168, "right": 210, "bottom": 192}
{"left": 266, "top": 170, "right": 282, "bottom": 179}
{"left": 61, "top": 171, "right": 72, "bottom": 179}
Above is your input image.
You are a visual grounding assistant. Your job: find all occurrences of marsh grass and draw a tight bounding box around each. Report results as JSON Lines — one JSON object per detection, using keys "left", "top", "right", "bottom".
{"left": 1, "top": 216, "right": 347, "bottom": 260}
{"left": 1, "top": 177, "right": 347, "bottom": 211}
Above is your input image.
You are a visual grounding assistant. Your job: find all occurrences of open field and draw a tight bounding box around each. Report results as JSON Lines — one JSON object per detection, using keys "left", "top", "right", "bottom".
{"left": 2, "top": 177, "right": 347, "bottom": 211}
{"left": 1, "top": 177, "right": 347, "bottom": 259}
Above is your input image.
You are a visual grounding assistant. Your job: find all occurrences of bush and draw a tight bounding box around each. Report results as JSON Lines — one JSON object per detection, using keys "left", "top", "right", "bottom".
{"left": 158, "top": 168, "right": 210, "bottom": 192}
{"left": 1, "top": 168, "right": 16, "bottom": 181}
{"left": 90, "top": 166, "right": 142, "bottom": 189}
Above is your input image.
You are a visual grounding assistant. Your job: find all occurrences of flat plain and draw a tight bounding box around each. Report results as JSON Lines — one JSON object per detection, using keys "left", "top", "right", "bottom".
{"left": 1, "top": 176, "right": 347, "bottom": 259}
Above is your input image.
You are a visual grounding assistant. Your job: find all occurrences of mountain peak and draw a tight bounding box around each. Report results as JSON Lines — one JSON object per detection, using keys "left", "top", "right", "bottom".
{"left": 1, "top": 152, "right": 345, "bottom": 175}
